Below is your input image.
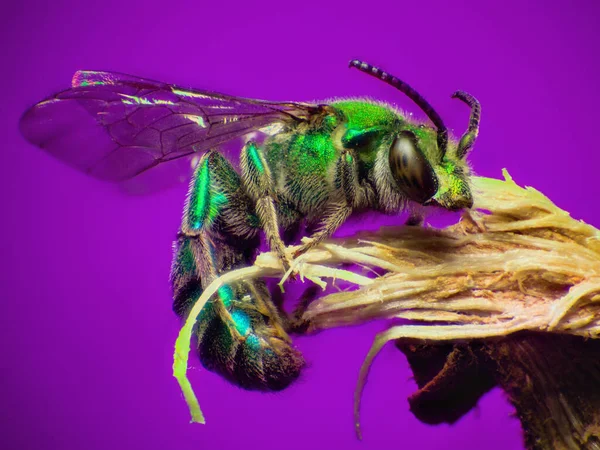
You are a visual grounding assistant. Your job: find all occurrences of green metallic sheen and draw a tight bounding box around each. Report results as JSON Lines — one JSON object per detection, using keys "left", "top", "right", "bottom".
{"left": 442, "top": 160, "right": 457, "bottom": 175}
{"left": 288, "top": 132, "right": 337, "bottom": 175}
{"left": 189, "top": 158, "right": 211, "bottom": 230}
{"left": 187, "top": 159, "right": 229, "bottom": 230}
{"left": 246, "top": 334, "right": 261, "bottom": 351}
{"left": 217, "top": 285, "right": 234, "bottom": 309}
{"left": 178, "top": 240, "right": 197, "bottom": 274}
{"left": 247, "top": 142, "right": 265, "bottom": 174}
{"left": 231, "top": 310, "right": 251, "bottom": 336}
{"left": 341, "top": 127, "right": 382, "bottom": 149}
{"left": 261, "top": 99, "right": 473, "bottom": 217}
{"left": 208, "top": 192, "right": 228, "bottom": 223}
{"left": 323, "top": 114, "right": 338, "bottom": 128}
{"left": 334, "top": 102, "right": 399, "bottom": 171}
{"left": 333, "top": 101, "right": 399, "bottom": 130}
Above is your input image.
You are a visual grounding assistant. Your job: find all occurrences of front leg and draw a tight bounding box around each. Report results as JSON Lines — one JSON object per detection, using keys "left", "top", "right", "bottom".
{"left": 294, "top": 149, "right": 368, "bottom": 257}
{"left": 294, "top": 200, "right": 352, "bottom": 257}
{"left": 240, "top": 141, "right": 291, "bottom": 272}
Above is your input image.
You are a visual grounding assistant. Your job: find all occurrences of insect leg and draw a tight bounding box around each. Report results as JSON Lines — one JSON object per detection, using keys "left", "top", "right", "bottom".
{"left": 173, "top": 150, "right": 259, "bottom": 316}
{"left": 294, "top": 202, "right": 352, "bottom": 256}
{"left": 240, "top": 141, "right": 292, "bottom": 271}
{"left": 171, "top": 150, "right": 304, "bottom": 391}
{"left": 294, "top": 149, "right": 370, "bottom": 256}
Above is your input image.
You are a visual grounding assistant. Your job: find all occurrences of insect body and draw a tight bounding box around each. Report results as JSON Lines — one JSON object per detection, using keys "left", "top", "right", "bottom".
{"left": 20, "top": 60, "right": 481, "bottom": 391}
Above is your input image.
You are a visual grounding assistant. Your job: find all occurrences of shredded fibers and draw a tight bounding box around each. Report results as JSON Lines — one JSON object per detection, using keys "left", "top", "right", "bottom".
{"left": 173, "top": 170, "right": 600, "bottom": 432}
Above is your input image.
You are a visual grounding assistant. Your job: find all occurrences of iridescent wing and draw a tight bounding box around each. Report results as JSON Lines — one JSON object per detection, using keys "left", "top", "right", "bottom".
{"left": 20, "top": 70, "right": 321, "bottom": 185}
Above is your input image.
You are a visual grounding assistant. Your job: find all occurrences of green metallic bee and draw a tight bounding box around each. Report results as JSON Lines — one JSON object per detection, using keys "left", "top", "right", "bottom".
{"left": 20, "top": 60, "right": 481, "bottom": 392}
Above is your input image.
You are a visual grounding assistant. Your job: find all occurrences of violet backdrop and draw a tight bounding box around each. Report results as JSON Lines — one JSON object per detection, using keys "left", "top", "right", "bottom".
{"left": 2, "top": 1, "right": 599, "bottom": 449}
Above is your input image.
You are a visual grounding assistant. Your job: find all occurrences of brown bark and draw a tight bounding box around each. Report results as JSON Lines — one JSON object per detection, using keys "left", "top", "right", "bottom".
{"left": 398, "top": 334, "right": 600, "bottom": 449}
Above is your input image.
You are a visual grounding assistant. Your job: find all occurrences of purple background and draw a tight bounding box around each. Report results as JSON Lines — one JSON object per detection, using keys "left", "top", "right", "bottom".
{"left": 2, "top": 1, "right": 599, "bottom": 449}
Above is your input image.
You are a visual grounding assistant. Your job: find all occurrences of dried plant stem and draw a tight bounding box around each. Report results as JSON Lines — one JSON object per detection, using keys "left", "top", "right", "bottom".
{"left": 172, "top": 170, "right": 600, "bottom": 444}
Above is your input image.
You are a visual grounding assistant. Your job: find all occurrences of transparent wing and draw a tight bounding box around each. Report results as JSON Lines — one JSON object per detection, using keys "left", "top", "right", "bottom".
{"left": 19, "top": 70, "right": 320, "bottom": 184}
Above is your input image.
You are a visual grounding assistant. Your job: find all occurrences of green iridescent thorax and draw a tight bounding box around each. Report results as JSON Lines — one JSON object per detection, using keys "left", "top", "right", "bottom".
{"left": 264, "top": 99, "right": 472, "bottom": 213}
{"left": 332, "top": 100, "right": 400, "bottom": 130}
{"left": 288, "top": 131, "right": 337, "bottom": 175}
{"left": 266, "top": 100, "right": 399, "bottom": 172}
{"left": 263, "top": 113, "right": 338, "bottom": 213}
{"left": 265, "top": 115, "right": 335, "bottom": 177}
{"left": 333, "top": 100, "right": 400, "bottom": 167}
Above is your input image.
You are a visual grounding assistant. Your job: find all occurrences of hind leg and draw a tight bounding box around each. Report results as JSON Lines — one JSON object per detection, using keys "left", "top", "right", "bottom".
{"left": 171, "top": 151, "right": 304, "bottom": 391}
{"left": 171, "top": 150, "right": 259, "bottom": 315}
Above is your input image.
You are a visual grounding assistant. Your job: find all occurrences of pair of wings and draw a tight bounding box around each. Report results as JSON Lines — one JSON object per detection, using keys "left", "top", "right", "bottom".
{"left": 19, "top": 70, "right": 321, "bottom": 191}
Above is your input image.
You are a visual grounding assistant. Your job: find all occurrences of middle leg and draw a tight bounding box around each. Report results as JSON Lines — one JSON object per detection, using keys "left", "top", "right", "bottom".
{"left": 294, "top": 149, "right": 372, "bottom": 257}
{"left": 240, "top": 141, "right": 293, "bottom": 272}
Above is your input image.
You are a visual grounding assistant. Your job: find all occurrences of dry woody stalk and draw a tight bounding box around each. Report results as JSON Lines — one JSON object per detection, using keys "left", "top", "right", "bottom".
{"left": 173, "top": 170, "right": 600, "bottom": 449}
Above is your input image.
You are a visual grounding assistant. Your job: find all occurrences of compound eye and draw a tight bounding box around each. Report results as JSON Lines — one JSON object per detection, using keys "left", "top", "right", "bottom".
{"left": 389, "top": 131, "right": 438, "bottom": 204}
